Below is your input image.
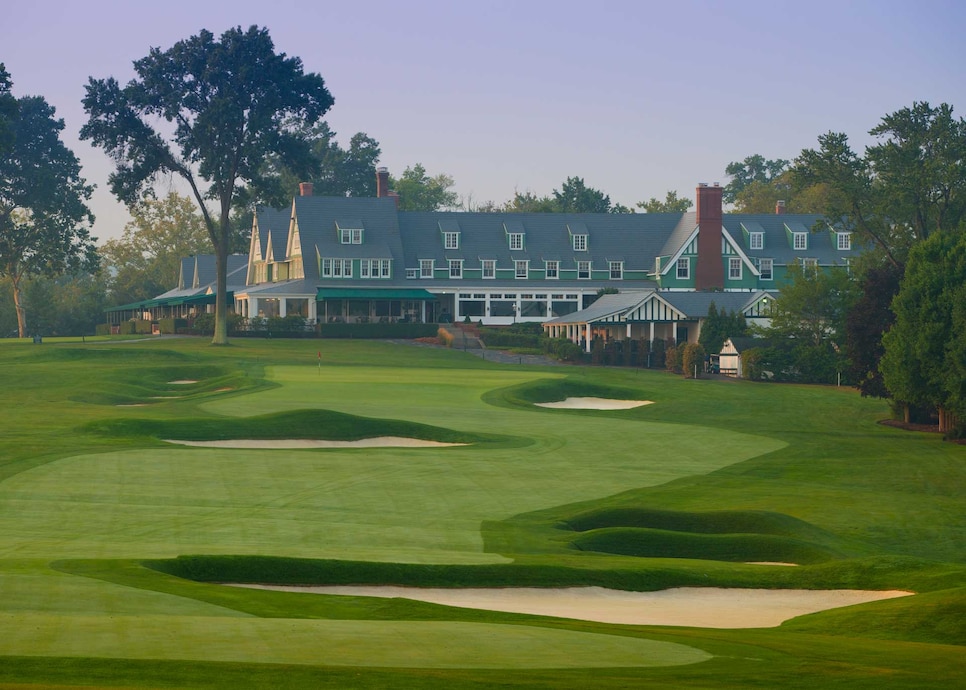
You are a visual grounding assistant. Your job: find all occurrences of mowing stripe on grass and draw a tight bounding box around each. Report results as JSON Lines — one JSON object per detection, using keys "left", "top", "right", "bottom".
{"left": 0, "top": 614, "right": 710, "bottom": 669}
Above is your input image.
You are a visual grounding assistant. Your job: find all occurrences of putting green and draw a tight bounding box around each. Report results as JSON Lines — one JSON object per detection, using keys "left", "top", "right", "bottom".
{"left": 0, "top": 614, "right": 710, "bottom": 669}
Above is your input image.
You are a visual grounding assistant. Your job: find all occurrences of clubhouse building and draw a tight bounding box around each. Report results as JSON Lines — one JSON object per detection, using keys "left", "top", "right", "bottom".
{"left": 109, "top": 170, "right": 857, "bottom": 349}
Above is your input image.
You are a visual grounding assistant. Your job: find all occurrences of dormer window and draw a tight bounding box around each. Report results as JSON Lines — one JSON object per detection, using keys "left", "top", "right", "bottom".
{"left": 572, "top": 234, "right": 587, "bottom": 251}
{"left": 443, "top": 231, "right": 460, "bottom": 250}
{"left": 508, "top": 233, "right": 524, "bottom": 251}
{"left": 793, "top": 232, "right": 807, "bottom": 250}
{"left": 749, "top": 232, "right": 763, "bottom": 250}
{"left": 837, "top": 232, "right": 851, "bottom": 250}
{"left": 341, "top": 228, "right": 363, "bottom": 244}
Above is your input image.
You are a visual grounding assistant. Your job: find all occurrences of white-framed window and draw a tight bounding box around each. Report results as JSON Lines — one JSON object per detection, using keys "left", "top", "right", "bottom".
{"left": 803, "top": 257, "right": 819, "bottom": 271}
{"left": 443, "top": 232, "right": 459, "bottom": 250}
{"left": 515, "top": 260, "right": 528, "bottom": 279}
{"left": 729, "top": 257, "right": 742, "bottom": 280}
{"left": 508, "top": 233, "right": 524, "bottom": 250}
{"left": 482, "top": 260, "right": 495, "bottom": 279}
{"left": 322, "top": 258, "right": 352, "bottom": 278}
{"left": 545, "top": 260, "right": 559, "bottom": 279}
{"left": 837, "top": 232, "right": 851, "bottom": 250}
{"left": 759, "top": 258, "right": 773, "bottom": 281}
{"left": 793, "top": 232, "right": 807, "bottom": 250}
{"left": 609, "top": 261, "right": 623, "bottom": 280}
{"left": 572, "top": 234, "right": 587, "bottom": 251}
{"left": 449, "top": 259, "right": 463, "bottom": 278}
{"left": 750, "top": 232, "right": 763, "bottom": 250}
{"left": 676, "top": 257, "right": 689, "bottom": 279}
{"left": 341, "top": 228, "right": 362, "bottom": 244}
{"left": 361, "top": 259, "right": 391, "bottom": 278}
{"left": 406, "top": 268, "right": 418, "bottom": 279}
{"left": 577, "top": 260, "right": 591, "bottom": 279}
{"left": 420, "top": 259, "right": 434, "bottom": 278}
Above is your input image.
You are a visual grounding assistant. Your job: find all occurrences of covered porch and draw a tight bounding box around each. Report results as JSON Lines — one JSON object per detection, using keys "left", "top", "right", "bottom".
{"left": 315, "top": 288, "right": 440, "bottom": 324}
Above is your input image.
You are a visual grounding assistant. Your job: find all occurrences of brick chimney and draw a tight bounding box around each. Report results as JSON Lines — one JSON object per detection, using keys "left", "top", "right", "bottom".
{"left": 298, "top": 182, "right": 313, "bottom": 197}
{"left": 776, "top": 199, "right": 786, "bottom": 215}
{"left": 376, "top": 167, "right": 390, "bottom": 198}
{"left": 694, "top": 183, "right": 724, "bottom": 290}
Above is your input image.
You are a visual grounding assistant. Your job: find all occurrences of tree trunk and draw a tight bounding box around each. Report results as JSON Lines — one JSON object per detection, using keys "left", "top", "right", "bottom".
{"left": 12, "top": 272, "right": 27, "bottom": 338}
{"left": 211, "top": 243, "right": 229, "bottom": 345}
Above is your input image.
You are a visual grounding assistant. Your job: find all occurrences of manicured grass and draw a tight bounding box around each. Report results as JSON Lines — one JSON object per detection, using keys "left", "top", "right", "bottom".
{"left": 0, "top": 337, "right": 963, "bottom": 687}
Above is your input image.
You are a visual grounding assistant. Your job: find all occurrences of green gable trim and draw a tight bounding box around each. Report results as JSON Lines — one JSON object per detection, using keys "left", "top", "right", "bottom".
{"left": 316, "top": 288, "right": 437, "bottom": 301}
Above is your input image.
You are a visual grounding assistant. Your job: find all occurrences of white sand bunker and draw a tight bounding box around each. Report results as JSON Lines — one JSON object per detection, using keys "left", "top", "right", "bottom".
{"left": 229, "top": 585, "right": 912, "bottom": 629}
{"left": 164, "top": 437, "right": 467, "bottom": 449}
{"left": 535, "top": 397, "right": 653, "bottom": 410}
{"left": 168, "top": 380, "right": 198, "bottom": 384}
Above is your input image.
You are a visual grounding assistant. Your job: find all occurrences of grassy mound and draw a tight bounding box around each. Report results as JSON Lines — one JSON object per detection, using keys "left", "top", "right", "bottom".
{"left": 84, "top": 408, "right": 503, "bottom": 445}
{"left": 489, "top": 377, "right": 651, "bottom": 408}
{"left": 562, "top": 507, "right": 833, "bottom": 537}
{"left": 571, "top": 527, "right": 839, "bottom": 564}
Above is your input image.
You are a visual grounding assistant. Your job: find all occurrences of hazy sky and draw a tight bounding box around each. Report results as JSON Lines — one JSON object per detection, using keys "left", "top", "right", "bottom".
{"left": 3, "top": 0, "right": 964, "bottom": 242}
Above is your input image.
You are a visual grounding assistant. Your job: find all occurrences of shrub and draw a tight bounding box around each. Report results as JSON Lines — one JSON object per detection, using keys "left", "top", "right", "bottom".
{"left": 478, "top": 326, "right": 543, "bottom": 349}
{"left": 191, "top": 313, "right": 215, "bottom": 335}
{"left": 547, "top": 338, "right": 582, "bottom": 362}
{"left": 681, "top": 343, "right": 706, "bottom": 378}
{"left": 437, "top": 328, "right": 454, "bottom": 348}
{"left": 665, "top": 344, "right": 682, "bottom": 374}
{"left": 742, "top": 347, "right": 765, "bottom": 380}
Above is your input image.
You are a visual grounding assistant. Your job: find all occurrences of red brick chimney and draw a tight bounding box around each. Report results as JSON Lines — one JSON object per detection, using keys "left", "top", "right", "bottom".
{"left": 376, "top": 167, "right": 390, "bottom": 198}
{"left": 695, "top": 183, "right": 724, "bottom": 290}
{"left": 298, "top": 182, "right": 313, "bottom": 197}
{"left": 776, "top": 199, "right": 786, "bottom": 215}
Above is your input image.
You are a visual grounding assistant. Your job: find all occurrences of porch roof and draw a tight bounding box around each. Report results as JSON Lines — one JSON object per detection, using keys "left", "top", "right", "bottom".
{"left": 316, "top": 288, "right": 437, "bottom": 301}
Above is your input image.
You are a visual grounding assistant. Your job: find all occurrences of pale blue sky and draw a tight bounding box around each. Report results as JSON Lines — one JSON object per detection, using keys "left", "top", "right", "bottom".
{"left": 3, "top": 0, "right": 964, "bottom": 241}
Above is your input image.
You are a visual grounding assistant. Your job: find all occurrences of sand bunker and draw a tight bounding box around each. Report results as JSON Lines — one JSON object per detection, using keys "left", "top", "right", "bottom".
{"left": 168, "top": 380, "right": 198, "bottom": 384}
{"left": 228, "top": 585, "right": 912, "bottom": 628}
{"left": 535, "top": 397, "right": 653, "bottom": 410}
{"left": 164, "top": 437, "right": 467, "bottom": 449}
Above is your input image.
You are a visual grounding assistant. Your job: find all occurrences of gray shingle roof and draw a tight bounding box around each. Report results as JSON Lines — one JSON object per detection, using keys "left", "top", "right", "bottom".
{"left": 398, "top": 211, "right": 679, "bottom": 272}
{"left": 545, "top": 290, "right": 654, "bottom": 324}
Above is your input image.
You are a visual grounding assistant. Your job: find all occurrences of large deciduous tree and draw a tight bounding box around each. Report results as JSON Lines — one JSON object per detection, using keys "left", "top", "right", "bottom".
{"left": 81, "top": 25, "right": 334, "bottom": 344}
{"left": 0, "top": 92, "right": 97, "bottom": 338}
{"left": 101, "top": 192, "right": 211, "bottom": 305}
{"left": 723, "top": 154, "right": 789, "bottom": 205}
{"left": 391, "top": 163, "right": 458, "bottom": 211}
{"left": 552, "top": 176, "right": 611, "bottom": 213}
{"left": 756, "top": 262, "right": 858, "bottom": 384}
{"left": 236, "top": 121, "right": 381, "bottom": 212}
{"left": 796, "top": 102, "right": 966, "bottom": 402}
{"left": 794, "top": 102, "right": 966, "bottom": 268}
{"left": 844, "top": 261, "right": 904, "bottom": 398}
{"left": 637, "top": 190, "right": 693, "bottom": 213}
{"left": 881, "top": 229, "right": 966, "bottom": 434}
{"left": 0, "top": 64, "right": 17, "bottom": 154}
